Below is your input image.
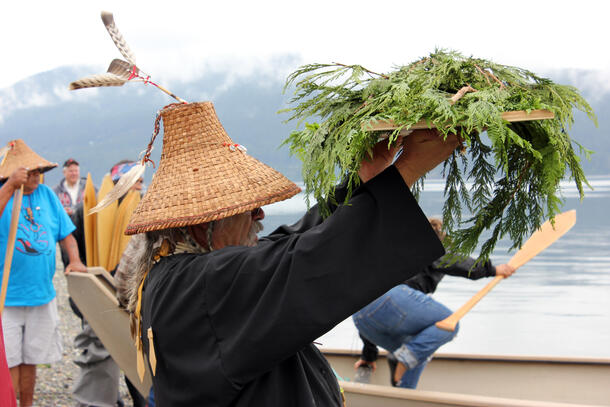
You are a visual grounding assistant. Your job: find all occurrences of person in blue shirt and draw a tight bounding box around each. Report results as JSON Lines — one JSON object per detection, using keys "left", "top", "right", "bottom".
{"left": 0, "top": 139, "right": 86, "bottom": 407}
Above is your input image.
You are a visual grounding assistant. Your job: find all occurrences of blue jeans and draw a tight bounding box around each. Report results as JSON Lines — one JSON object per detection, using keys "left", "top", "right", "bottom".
{"left": 353, "top": 285, "right": 459, "bottom": 388}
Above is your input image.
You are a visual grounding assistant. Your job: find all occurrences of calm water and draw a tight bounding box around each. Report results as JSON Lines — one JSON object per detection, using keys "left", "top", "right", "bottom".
{"left": 260, "top": 176, "right": 610, "bottom": 358}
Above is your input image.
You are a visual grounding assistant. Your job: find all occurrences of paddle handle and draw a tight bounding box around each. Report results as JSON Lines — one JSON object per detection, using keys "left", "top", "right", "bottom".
{"left": 435, "top": 275, "right": 504, "bottom": 331}
{"left": 0, "top": 186, "right": 24, "bottom": 313}
{"left": 435, "top": 255, "right": 524, "bottom": 331}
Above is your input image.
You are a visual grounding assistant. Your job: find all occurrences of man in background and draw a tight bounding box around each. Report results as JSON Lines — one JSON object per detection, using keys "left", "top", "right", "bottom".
{"left": 53, "top": 159, "right": 87, "bottom": 216}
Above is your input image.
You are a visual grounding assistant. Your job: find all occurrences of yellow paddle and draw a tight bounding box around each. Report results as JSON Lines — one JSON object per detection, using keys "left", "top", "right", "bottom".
{"left": 96, "top": 174, "right": 117, "bottom": 270}
{"left": 83, "top": 173, "right": 97, "bottom": 266}
{"left": 0, "top": 186, "right": 24, "bottom": 313}
{"left": 435, "top": 209, "right": 577, "bottom": 332}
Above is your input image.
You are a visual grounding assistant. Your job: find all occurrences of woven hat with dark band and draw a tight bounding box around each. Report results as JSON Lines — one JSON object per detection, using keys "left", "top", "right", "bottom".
{"left": 0, "top": 139, "right": 58, "bottom": 180}
{"left": 125, "top": 102, "right": 301, "bottom": 235}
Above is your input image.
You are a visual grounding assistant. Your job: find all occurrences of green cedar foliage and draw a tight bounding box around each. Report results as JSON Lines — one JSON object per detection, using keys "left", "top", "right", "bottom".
{"left": 281, "top": 49, "right": 597, "bottom": 262}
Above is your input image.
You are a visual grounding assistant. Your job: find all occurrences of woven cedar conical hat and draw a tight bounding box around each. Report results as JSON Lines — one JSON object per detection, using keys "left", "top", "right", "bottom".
{"left": 0, "top": 139, "right": 58, "bottom": 180}
{"left": 125, "top": 102, "right": 301, "bottom": 235}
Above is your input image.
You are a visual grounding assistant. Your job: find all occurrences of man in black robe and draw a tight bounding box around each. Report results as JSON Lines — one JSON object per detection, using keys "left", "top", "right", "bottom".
{"left": 120, "top": 102, "right": 459, "bottom": 406}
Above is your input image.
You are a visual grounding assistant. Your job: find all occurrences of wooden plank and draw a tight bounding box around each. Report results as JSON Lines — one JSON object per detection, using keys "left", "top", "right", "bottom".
{"left": 364, "top": 109, "right": 555, "bottom": 132}
{"left": 87, "top": 266, "right": 117, "bottom": 288}
{"left": 66, "top": 270, "right": 152, "bottom": 396}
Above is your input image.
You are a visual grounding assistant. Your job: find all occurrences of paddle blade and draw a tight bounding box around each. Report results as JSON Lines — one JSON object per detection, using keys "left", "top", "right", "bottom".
{"left": 436, "top": 209, "right": 577, "bottom": 332}
{"left": 96, "top": 175, "right": 118, "bottom": 270}
{"left": 508, "top": 210, "right": 576, "bottom": 269}
{"left": 83, "top": 173, "right": 98, "bottom": 266}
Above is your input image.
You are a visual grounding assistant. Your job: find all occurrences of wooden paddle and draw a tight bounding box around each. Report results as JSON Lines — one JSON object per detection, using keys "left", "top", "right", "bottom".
{"left": 0, "top": 186, "right": 24, "bottom": 313}
{"left": 83, "top": 173, "right": 97, "bottom": 267}
{"left": 96, "top": 174, "right": 118, "bottom": 270}
{"left": 435, "top": 209, "right": 577, "bottom": 332}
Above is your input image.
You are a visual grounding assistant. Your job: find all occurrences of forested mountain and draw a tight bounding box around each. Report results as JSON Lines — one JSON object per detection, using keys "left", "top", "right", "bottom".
{"left": 1, "top": 64, "right": 608, "bottom": 189}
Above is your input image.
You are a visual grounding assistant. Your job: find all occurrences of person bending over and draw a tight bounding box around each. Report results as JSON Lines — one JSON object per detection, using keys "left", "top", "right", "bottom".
{"left": 353, "top": 217, "right": 515, "bottom": 388}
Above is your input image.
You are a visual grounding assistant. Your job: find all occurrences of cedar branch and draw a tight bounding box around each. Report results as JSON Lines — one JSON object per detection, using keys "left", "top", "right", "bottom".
{"left": 450, "top": 85, "right": 477, "bottom": 104}
{"left": 332, "top": 62, "right": 389, "bottom": 79}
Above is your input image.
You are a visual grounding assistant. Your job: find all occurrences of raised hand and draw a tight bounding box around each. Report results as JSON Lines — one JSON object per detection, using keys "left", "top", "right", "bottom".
{"left": 395, "top": 129, "right": 460, "bottom": 187}
{"left": 495, "top": 264, "right": 516, "bottom": 278}
{"left": 358, "top": 137, "right": 403, "bottom": 183}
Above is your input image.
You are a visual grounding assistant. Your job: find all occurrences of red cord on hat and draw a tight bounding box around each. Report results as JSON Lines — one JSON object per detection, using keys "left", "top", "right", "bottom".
{"left": 222, "top": 143, "right": 247, "bottom": 153}
{"left": 128, "top": 65, "right": 138, "bottom": 81}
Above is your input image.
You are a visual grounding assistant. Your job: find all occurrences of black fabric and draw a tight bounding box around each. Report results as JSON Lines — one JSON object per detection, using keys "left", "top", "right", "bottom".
{"left": 404, "top": 256, "right": 496, "bottom": 294}
{"left": 141, "top": 166, "right": 444, "bottom": 406}
{"left": 359, "top": 333, "right": 379, "bottom": 363}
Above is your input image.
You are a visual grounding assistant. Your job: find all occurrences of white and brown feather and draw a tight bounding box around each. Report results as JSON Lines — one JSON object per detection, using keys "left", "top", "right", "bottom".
{"left": 107, "top": 59, "right": 139, "bottom": 80}
{"left": 69, "top": 73, "right": 127, "bottom": 90}
{"left": 101, "top": 11, "right": 137, "bottom": 66}
{"left": 89, "top": 163, "right": 146, "bottom": 214}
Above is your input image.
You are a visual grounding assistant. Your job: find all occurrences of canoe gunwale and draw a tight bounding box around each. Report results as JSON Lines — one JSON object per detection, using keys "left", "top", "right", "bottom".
{"left": 321, "top": 347, "right": 610, "bottom": 366}
{"left": 340, "top": 381, "right": 605, "bottom": 407}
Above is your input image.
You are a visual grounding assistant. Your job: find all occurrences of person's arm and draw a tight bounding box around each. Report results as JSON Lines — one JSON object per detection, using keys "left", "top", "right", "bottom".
{"left": 434, "top": 256, "right": 496, "bottom": 280}
{"left": 355, "top": 334, "right": 379, "bottom": 371}
{"left": 0, "top": 168, "right": 27, "bottom": 216}
{"left": 435, "top": 257, "right": 516, "bottom": 280}
{"left": 60, "top": 234, "right": 87, "bottom": 274}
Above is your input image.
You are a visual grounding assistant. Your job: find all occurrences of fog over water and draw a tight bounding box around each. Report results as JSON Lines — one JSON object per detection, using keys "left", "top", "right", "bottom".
{"left": 260, "top": 176, "right": 610, "bottom": 358}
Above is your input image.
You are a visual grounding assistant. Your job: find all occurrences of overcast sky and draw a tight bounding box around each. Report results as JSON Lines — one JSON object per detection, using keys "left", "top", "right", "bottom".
{"left": 2, "top": 0, "right": 610, "bottom": 91}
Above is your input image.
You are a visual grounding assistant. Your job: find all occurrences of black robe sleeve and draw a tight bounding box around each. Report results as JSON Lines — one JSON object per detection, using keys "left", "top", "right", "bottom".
{"left": 201, "top": 166, "right": 444, "bottom": 385}
{"left": 431, "top": 256, "right": 496, "bottom": 280}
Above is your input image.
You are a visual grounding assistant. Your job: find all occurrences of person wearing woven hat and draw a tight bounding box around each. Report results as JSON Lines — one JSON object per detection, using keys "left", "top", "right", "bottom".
{"left": 0, "top": 140, "right": 87, "bottom": 407}
{"left": 120, "top": 102, "right": 459, "bottom": 406}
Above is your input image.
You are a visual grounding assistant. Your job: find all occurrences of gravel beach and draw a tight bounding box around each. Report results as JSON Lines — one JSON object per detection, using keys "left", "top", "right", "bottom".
{"left": 28, "top": 248, "right": 133, "bottom": 407}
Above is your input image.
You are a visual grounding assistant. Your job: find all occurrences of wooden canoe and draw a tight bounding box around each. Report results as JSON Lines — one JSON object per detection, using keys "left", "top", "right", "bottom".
{"left": 323, "top": 348, "right": 610, "bottom": 407}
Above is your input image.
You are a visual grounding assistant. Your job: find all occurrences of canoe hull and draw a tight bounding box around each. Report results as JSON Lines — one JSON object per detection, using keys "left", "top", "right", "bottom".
{"left": 324, "top": 349, "right": 610, "bottom": 406}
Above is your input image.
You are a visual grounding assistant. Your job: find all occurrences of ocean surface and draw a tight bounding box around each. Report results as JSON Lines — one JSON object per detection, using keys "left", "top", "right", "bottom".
{"left": 259, "top": 175, "right": 610, "bottom": 358}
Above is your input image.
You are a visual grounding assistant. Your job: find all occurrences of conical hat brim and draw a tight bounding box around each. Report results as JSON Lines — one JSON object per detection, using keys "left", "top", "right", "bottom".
{"left": 0, "top": 139, "right": 57, "bottom": 180}
{"left": 125, "top": 102, "right": 301, "bottom": 234}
